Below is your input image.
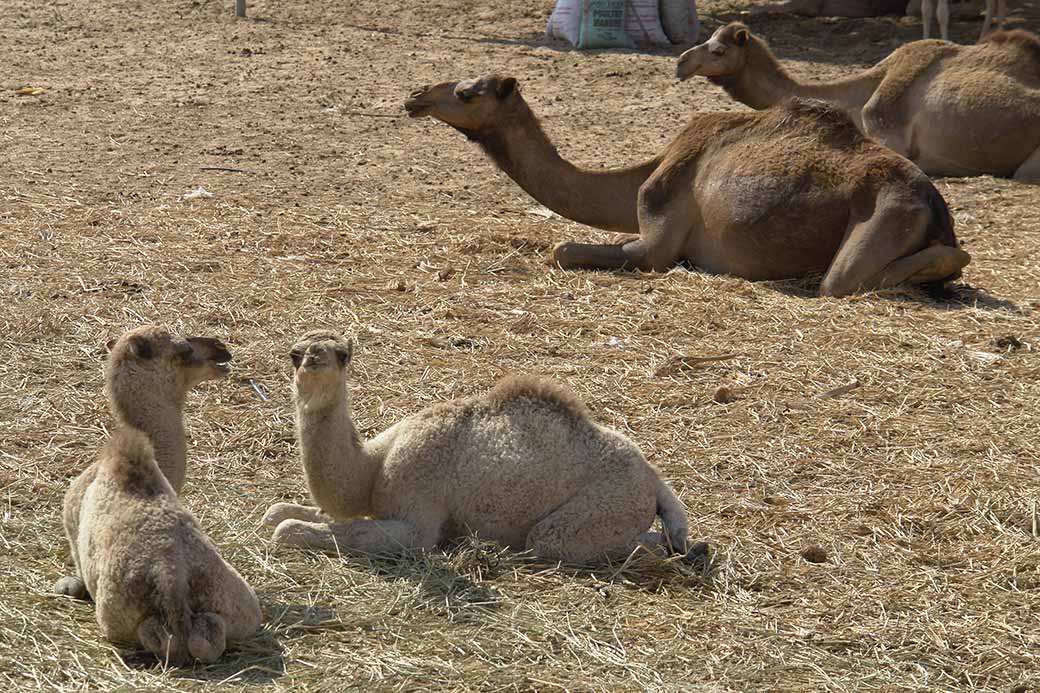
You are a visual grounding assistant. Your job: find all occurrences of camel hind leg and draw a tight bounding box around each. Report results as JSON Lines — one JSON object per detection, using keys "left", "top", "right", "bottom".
{"left": 525, "top": 478, "right": 658, "bottom": 563}
{"left": 819, "top": 190, "right": 969, "bottom": 296}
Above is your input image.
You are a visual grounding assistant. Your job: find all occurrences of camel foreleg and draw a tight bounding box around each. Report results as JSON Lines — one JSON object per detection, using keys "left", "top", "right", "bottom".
{"left": 262, "top": 502, "right": 331, "bottom": 527}
{"left": 271, "top": 518, "right": 437, "bottom": 555}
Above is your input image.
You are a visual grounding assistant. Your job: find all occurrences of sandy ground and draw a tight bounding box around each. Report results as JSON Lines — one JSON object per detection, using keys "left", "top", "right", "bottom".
{"left": 2, "top": 0, "right": 1039, "bottom": 690}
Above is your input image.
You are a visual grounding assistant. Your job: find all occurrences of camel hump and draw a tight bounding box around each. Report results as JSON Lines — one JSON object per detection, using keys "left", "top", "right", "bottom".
{"left": 101, "top": 428, "right": 167, "bottom": 498}
{"left": 979, "top": 29, "right": 1040, "bottom": 66}
{"left": 770, "top": 97, "right": 862, "bottom": 143}
{"left": 485, "top": 375, "right": 590, "bottom": 420}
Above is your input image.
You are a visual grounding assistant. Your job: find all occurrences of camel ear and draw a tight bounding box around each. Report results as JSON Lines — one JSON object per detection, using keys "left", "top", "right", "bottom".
{"left": 734, "top": 28, "right": 749, "bottom": 46}
{"left": 106, "top": 338, "right": 118, "bottom": 353}
{"left": 496, "top": 77, "right": 517, "bottom": 99}
{"left": 128, "top": 336, "right": 154, "bottom": 360}
{"left": 334, "top": 339, "right": 353, "bottom": 366}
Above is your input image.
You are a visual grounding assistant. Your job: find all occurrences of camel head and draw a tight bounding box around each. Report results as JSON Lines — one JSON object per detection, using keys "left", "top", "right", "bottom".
{"left": 290, "top": 330, "right": 354, "bottom": 404}
{"left": 676, "top": 22, "right": 752, "bottom": 82}
{"left": 104, "top": 325, "right": 232, "bottom": 408}
{"left": 404, "top": 74, "right": 520, "bottom": 138}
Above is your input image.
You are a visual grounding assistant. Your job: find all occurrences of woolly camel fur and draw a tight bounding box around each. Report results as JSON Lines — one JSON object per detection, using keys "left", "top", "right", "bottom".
{"left": 677, "top": 23, "right": 1040, "bottom": 180}
{"left": 54, "top": 326, "right": 261, "bottom": 664}
{"left": 403, "top": 74, "right": 968, "bottom": 296}
{"left": 264, "top": 331, "right": 691, "bottom": 563}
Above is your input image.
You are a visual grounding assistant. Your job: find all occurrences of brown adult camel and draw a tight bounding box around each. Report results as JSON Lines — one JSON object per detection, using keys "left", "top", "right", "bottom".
{"left": 677, "top": 23, "right": 1040, "bottom": 179}
{"left": 404, "top": 74, "right": 968, "bottom": 296}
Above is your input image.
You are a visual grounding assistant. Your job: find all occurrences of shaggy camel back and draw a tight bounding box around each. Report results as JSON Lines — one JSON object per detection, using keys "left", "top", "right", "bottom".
{"left": 678, "top": 23, "right": 1040, "bottom": 180}
{"left": 405, "top": 74, "right": 969, "bottom": 295}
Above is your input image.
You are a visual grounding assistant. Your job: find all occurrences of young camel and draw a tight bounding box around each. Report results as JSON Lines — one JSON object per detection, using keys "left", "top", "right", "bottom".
{"left": 54, "top": 326, "right": 261, "bottom": 664}
{"left": 677, "top": 23, "right": 1040, "bottom": 179}
{"left": 264, "top": 331, "right": 692, "bottom": 563}
{"left": 404, "top": 74, "right": 968, "bottom": 296}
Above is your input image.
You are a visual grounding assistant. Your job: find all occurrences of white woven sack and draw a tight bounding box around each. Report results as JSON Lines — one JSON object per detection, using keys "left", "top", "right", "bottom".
{"left": 624, "top": 0, "right": 668, "bottom": 44}
{"left": 546, "top": 0, "right": 581, "bottom": 45}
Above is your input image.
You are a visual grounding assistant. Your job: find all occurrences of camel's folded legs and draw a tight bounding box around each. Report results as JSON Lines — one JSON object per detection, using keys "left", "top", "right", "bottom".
{"left": 819, "top": 191, "right": 970, "bottom": 296}
{"left": 272, "top": 518, "right": 435, "bottom": 555}
{"left": 262, "top": 502, "right": 331, "bottom": 527}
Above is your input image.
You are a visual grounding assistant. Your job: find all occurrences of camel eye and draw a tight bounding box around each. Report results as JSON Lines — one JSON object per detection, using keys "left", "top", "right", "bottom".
{"left": 711, "top": 44, "right": 726, "bottom": 56}
{"left": 458, "top": 90, "right": 476, "bottom": 103}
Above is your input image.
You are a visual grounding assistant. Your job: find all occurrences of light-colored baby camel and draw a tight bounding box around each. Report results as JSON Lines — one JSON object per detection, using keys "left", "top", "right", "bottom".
{"left": 677, "top": 23, "right": 1040, "bottom": 179}
{"left": 264, "top": 331, "right": 691, "bottom": 563}
{"left": 404, "top": 74, "right": 968, "bottom": 296}
{"left": 54, "top": 326, "right": 260, "bottom": 664}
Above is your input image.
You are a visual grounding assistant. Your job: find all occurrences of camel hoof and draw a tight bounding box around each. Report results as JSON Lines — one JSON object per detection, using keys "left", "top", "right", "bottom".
{"left": 551, "top": 242, "right": 579, "bottom": 269}
{"left": 53, "top": 576, "right": 89, "bottom": 600}
{"left": 271, "top": 519, "right": 310, "bottom": 547}
{"left": 683, "top": 541, "right": 712, "bottom": 565}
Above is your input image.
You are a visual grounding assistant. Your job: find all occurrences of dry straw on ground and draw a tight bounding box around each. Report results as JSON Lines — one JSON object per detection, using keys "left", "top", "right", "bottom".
{"left": 2, "top": 0, "right": 1039, "bottom": 691}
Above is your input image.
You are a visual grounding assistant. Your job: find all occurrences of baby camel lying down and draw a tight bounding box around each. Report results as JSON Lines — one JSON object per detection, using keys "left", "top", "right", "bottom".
{"left": 55, "top": 326, "right": 260, "bottom": 664}
{"left": 265, "top": 330, "right": 694, "bottom": 563}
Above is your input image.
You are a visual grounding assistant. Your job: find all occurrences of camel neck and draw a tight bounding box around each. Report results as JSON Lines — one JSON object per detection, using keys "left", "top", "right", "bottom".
{"left": 474, "top": 102, "right": 659, "bottom": 234}
{"left": 110, "top": 397, "right": 188, "bottom": 494}
{"left": 722, "top": 42, "right": 882, "bottom": 113}
{"left": 295, "top": 385, "right": 377, "bottom": 519}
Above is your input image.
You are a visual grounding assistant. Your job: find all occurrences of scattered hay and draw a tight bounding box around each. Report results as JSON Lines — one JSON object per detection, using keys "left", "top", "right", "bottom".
{"left": 2, "top": 0, "right": 1040, "bottom": 690}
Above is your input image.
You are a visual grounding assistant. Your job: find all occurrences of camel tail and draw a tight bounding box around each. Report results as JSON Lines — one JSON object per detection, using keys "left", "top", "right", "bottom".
{"left": 654, "top": 475, "right": 690, "bottom": 555}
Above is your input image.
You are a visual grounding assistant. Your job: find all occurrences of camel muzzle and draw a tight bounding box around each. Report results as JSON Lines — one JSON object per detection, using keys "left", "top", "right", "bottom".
{"left": 404, "top": 97, "right": 431, "bottom": 118}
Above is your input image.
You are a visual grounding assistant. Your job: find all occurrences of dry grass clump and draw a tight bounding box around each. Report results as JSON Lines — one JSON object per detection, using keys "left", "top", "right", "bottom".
{"left": 2, "top": 0, "right": 1040, "bottom": 690}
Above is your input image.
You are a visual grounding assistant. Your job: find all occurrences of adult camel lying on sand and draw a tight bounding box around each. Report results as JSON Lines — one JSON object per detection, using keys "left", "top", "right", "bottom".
{"left": 677, "top": 23, "right": 1040, "bottom": 180}
{"left": 265, "top": 331, "right": 692, "bottom": 563}
{"left": 404, "top": 74, "right": 968, "bottom": 296}
{"left": 55, "top": 326, "right": 261, "bottom": 664}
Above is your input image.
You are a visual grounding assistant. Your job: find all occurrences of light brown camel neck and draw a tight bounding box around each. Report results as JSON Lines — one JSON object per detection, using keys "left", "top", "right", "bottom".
{"left": 108, "top": 393, "right": 188, "bottom": 494}
{"left": 721, "top": 39, "right": 884, "bottom": 112}
{"left": 295, "top": 383, "right": 379, "bottom": 520}
{"left": 474, "top": 101, "right": 660, "bottom": 234}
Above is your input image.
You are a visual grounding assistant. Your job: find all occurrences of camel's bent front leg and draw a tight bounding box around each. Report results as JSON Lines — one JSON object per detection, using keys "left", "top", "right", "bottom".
{"left": 552, "top": 174, "right": 692, "bottom": 273}
{"left": 819, "top": 191, "right": 969, "bottom": 296}
{"left": 262, "top": 502, "right": 331, "bottom": 527}
{"left": 272, "top": 518, "right": 437, "bottom": 555}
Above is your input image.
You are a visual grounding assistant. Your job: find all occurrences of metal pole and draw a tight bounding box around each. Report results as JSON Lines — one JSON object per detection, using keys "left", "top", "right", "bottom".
{"left": 235, "top": 0, "right": 245, "bottom": 17}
